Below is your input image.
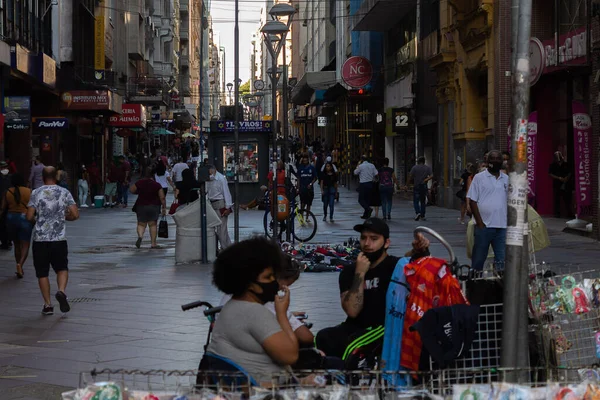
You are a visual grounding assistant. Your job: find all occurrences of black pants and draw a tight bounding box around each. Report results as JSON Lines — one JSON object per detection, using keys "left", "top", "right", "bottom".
{"left": 358, "top": 182, "right": 373, "bottom": 213}
{"left": 554, "top": 188, "right": 572, "bottom": 217}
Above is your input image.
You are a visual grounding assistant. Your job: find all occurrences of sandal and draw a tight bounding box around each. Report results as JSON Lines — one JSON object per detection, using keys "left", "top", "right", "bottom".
{"left": 150, "top": 245, "right": 161, "bottom": 249}
{"left": 135, "top": 237, "right": 142, "bottom": 249}
{"left": 15, "top": 264, "right": 23, "bottom": 279}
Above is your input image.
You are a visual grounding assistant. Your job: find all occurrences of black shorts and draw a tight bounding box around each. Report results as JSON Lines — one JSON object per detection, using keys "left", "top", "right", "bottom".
{"left": 299, "top": 188, "right": 314, "bottom": 206}
{"left": 32, "top": 241, "right": 69, "bottom": 278}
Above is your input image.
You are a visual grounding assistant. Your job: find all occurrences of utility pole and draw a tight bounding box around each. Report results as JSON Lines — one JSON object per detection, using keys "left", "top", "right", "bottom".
{"left": 282, "top": 40, "right": 291, "bottom": 242}
{"left": 501, "top": 0, "right": 532, "bottom": 380}
{"left": 233, "top": 0, "right": 240, "bottom": 243}
{"left": 270, "top": 62, "right": 279, "bottom": 241}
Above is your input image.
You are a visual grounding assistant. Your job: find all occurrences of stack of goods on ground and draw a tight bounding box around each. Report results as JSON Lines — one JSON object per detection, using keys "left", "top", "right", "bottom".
{"left": 281, "top": 238, "right": 361, "bottom": 272}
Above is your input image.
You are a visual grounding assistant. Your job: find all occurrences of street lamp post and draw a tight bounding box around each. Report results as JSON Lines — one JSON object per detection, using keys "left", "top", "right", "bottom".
{"left": 261, "top": 5, "right": 296, "bottom": 243}
{"left": 226, "top": 83, "right": 233, "bottom": 105}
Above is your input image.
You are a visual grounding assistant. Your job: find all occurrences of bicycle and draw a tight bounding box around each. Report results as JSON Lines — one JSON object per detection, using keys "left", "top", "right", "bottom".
{"left": 263, "top": 187, "right": 318, "bottom": 242}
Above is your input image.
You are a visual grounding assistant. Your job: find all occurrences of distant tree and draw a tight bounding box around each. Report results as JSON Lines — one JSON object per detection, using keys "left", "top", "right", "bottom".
{"left": 240, "top": 80, "right": 251, "bottom": 96}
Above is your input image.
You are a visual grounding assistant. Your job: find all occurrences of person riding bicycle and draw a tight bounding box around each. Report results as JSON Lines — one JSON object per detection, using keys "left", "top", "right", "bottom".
{"left": 315, "top": 218, "right": 430, "bottom": 360}
{"left": 218, "top": 254, "right": 314, "bottom": 346}
{"left": 206, "top": 237, "right": 298, "bottom": 384}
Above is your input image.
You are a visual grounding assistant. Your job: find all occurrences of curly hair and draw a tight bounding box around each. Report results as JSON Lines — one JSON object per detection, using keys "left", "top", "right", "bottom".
{"left": 212, "top": 237, "right": 284, "bottom": 297}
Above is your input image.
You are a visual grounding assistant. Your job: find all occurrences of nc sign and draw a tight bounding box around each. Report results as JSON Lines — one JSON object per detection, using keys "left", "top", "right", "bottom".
{"left": 342, "top": 56, "right": 373, "bottom": 88}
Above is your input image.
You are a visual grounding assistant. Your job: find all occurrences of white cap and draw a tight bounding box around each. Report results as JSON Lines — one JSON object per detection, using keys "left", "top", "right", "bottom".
{"left": 326, "top": 156, "right": 332, "bottom": 162}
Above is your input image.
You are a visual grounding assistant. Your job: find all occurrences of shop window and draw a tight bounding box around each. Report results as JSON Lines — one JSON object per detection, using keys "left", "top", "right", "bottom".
{"left": 222, "top": 142, "right": 259, "bottom": 183}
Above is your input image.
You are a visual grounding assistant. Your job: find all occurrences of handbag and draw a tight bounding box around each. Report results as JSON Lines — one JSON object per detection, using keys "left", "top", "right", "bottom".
{"left": 158, "top": 216, "right": 168, "bottom": 238}
{"left": 169, "top": 199, "right": 179, "bottom": 215}
{"left": 456, "top": 189, "right": 466, "bottom": 200}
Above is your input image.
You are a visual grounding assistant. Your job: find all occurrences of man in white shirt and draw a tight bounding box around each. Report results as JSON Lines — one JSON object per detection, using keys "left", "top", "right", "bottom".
{"left": 206, "top": 165, "right": 233, "bottom": 249}
{"left": 467, "top": 150, "right": 509, "bottom": 271}
{"left": 171, "top": 152, "right": 190, "bottom": 191}
{"left": 354, "top": 155, "right": 378, "bottom": 219}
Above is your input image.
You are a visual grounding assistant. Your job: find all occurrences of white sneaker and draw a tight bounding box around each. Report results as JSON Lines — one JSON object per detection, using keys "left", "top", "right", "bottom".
{"left": 81, "top": 204, "right": 89, "bottom": 208}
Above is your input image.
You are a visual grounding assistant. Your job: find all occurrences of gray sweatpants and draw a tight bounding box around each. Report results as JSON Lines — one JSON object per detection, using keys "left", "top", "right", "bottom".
{"left": 211, "top": 199, "right": 232, "bottom": 249}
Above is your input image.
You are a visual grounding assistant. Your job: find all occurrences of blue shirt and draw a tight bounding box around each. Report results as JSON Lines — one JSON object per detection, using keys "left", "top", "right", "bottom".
{"left": 298, "top": 164, "right": 317, "bottom": 189}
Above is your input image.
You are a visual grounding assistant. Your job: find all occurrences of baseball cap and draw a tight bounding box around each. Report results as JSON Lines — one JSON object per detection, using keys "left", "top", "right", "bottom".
{"left": 353, "top": 217, "right": 389, "bottom": 238}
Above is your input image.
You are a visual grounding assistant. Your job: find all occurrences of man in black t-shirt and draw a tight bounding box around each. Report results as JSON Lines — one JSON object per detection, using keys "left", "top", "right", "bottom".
{"left": 548, "top": 151, "right": 572, "bottom": 218}
{"left": 315, "top": 218, "right": 399, "bottom": 359}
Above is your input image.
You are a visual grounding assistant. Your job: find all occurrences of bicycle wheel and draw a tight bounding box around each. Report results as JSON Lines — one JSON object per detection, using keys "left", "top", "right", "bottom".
{"left": 263, "top": 210, "right": 274, "bottom": 239}
{"left": 293, "top": 209, "right": 317, "bottom": 242}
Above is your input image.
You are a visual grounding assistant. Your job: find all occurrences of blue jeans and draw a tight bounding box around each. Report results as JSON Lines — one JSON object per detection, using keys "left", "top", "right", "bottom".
{"left": 380, "top": 186, "right": 394, "bottom": 217}
{"left": 323, "top": 186, "right": 336, "bottom": 218}
{"left": 413, "top": 184, "right": 428, "bottom": 217}
{"left": 472, "top": 227, "right": 507, "bottom": 271}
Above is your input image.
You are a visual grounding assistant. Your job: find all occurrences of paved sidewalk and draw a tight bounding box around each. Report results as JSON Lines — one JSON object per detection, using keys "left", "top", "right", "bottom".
{"left": 0, "top": 189, "right": 598, "bottom": 398}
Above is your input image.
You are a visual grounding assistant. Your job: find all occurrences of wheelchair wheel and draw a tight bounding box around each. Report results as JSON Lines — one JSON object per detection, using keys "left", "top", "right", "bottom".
{"left": 293, "top": 209, "right": 317, "bottom": 242}
{"left": 263, "top": 210, "right": 275, "bottom": 239}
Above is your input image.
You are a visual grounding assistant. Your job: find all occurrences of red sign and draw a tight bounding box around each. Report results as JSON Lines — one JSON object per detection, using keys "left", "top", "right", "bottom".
{"left": 61, "top": 90, "right": 123, "bottom": 112}
{"left": 529, "top": 28, "right": 588, "bottom": 80}
{"left": 108, "top": 104, "right": 147, "bottom": 128}
{"left": 341, "top": 56, "right": 373, "bottom": 88}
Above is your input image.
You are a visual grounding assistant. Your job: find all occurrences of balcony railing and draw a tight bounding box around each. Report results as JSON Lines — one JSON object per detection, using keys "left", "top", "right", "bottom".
{"left": 127, "top": 76, "right": 171, "bottom": 105}
{"left": 180, "top": 0, "right": 189, "bottom": 12}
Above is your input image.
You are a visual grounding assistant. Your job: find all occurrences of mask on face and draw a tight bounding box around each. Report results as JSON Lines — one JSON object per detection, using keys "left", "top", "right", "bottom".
{"left": 0, "top": 169, "right": 8, "bottom": 176}
{"left": 251, "top": 280, "right": 280, "bottom": 303}
{"left": 488, "top": 161, "right": 502, "bottom": 174}
{"left": 209, "top": 174, "right": 216, "bottom": 181}
{"left": 364, "top": 244, "right": 387, "bottom": 263}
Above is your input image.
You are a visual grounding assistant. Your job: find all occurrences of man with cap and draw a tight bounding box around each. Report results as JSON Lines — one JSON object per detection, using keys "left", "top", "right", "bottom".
{"left": 315, "top": 217, "right": 398, "bottom": 358}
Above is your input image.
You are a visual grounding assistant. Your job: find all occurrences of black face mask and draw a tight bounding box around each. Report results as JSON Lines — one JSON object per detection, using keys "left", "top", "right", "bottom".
{"left": 364, "top": 244, "right": 387, "bottom": 263}
{"left": 488, "top": 161, "right": 502, "bottom": 174}
{"left": 251, "top": 280, "right": 280, "bottom": 303}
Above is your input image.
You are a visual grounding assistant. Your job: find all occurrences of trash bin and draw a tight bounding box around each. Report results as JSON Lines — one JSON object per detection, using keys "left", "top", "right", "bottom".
{"left": 173, "top": 197, "right": 221, "bottom": 264}
{"left": 94, "top": 196, "right": 104, "bottom": 208}
{"left": 175, "top": 227, "right": 217, "bottom": 264}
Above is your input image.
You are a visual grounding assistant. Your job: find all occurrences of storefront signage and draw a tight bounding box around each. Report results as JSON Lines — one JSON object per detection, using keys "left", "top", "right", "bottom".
{"left": 391, "top": 108, "right": 413, "bottom": 134}
{"left": 94, "top": 15, "right": 105, "bottom": 80}
{"left": 530, "top": 28, "right": 588, "bottom": 84}
{"left": 317, "top": 116, "right": 327, "bottom": 127}
{"left": 33, "top": 117, "right": 69, "bottom": 129}
{"left": 4, "top": 96, "right": 30, "bottom": 130}
{"left": 526, "top": 112, "right": 538, "bottom": 198}
{"left": 108, "top": 104, "right": 147, "bottom": 128}
{"left": 529, "top": 38, "right": 545, "bottom": 86}
{"left": 11, "top": 45, "right": 31, "bottom": 76}
{"left": 213, "top": 120, "right": 272, "bottom": 132}
{"left": 342, "top": 56, "right": 373, "bottom": 88}
{"left": 572, "top": 101, "right": 592, "bottom": 214}
{"left": 60, "top": 90, "right": 123, "bottom": 113}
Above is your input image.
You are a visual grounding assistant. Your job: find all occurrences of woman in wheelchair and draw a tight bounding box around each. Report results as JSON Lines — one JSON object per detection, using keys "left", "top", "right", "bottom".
{"left": 203, "top": 237, "right": 299, "bottom": 384}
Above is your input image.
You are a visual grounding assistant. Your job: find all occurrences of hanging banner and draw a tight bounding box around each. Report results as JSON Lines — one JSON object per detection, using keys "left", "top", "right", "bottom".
{"left": 572, "top": 101, "right": 592, "bottom": 215}
{"left": 527, "top": 112, "right": 538, "bottom": 199}
{"left": 94, "top": 15, "right": 105, "bottom": 79}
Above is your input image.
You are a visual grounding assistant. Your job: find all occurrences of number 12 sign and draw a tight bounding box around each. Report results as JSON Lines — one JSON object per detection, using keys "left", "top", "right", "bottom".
{"left": 392, "top": 108, "right": 413, "bottom": 133}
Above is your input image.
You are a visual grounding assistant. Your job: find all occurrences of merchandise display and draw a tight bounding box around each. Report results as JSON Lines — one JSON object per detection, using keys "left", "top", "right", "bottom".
{"left": 280, "top": 239, "right": 361, "bottom": 273}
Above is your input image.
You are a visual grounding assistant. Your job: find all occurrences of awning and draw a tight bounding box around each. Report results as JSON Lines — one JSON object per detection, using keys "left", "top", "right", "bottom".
{"left": 352, "top": 0, "right": 416, "bottom": 32}
{"left": 150, "top": 127, "right": 176, "bottom": 135}
{"left": 324, "top": 83, "right": 348, "bottom": 102}
{"left": 291, "top": 71, "right": 337, "bottom": 105}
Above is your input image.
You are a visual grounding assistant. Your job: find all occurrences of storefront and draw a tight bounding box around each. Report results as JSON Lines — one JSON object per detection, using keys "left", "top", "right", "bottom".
{"left": 208, "top": 120, "right": 272, "bottom": 204}
{"left": 108, "top": 104, "right": 147, "bottom": 157}
{"left": 60, "top": 90, "right": 123, "bottom": 180}
{"left": 31, "top": 117, "right": 69, "bottom": 167}
{"left": 528, "top": 28, "right": 591, "bottom": 216}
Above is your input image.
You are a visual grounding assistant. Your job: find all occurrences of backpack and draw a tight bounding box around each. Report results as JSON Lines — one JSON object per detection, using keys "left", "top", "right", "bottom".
{"left": 379, "top": 169, "right": 393, "bottom": 187}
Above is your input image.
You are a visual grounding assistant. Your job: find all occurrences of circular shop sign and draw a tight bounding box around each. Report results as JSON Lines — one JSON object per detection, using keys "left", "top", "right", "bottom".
{"left": 342, "top": 56, "right": 373, "bottom": 88}
{"left": 529, "top": 37, "right": 545, "bottom": 86}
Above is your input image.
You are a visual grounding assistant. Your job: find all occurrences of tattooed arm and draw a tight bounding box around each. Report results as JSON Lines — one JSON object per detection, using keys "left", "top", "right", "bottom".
{"left": 341, "top": 253, "right": 370, "bottom": 318}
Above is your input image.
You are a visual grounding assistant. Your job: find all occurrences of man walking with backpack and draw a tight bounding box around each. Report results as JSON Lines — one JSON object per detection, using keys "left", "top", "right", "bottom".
{"left": 378, "top": 158, "right": 398, "bottom": 220}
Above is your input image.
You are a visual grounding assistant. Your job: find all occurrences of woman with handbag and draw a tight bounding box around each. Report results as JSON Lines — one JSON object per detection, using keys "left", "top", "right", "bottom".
{"left": 0, "top": 173, "right": 33, "bottom": 278}
{"left": 130, "top": 167, "right": 166, "bottom": 249}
